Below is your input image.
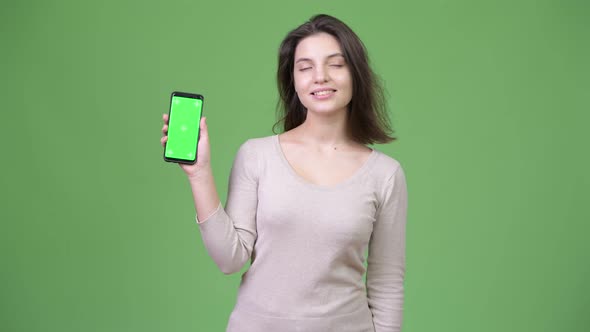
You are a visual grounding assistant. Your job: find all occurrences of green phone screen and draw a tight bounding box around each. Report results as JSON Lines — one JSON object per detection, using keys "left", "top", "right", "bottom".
{"left": 164, "top": 94, "right": 203, "bottom": 163}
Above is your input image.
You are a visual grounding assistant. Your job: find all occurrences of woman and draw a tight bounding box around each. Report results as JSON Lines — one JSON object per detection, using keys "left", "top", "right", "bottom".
{"left": 161, "top": 14, "right": 407, "bottom": 332}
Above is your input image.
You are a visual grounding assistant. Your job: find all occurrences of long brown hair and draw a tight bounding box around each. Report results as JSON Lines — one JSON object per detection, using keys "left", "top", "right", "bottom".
{"left": 274, "top": 14, "right": 395, "bottom": 145}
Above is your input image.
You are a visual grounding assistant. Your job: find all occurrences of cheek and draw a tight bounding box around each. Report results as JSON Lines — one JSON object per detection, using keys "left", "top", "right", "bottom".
{"left": 339, "top": 71, "right": 353, "bottom": 89}
{"left": 293, "top": 73, "right": 309, "bottom": 95}
{"left": 339, "top": 73, "right": 353, "bottom": 101}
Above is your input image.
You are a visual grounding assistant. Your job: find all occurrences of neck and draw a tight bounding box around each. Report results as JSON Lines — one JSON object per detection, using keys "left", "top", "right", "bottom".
{"left": 297, "top": 108, "right": 351, "bottom": 147}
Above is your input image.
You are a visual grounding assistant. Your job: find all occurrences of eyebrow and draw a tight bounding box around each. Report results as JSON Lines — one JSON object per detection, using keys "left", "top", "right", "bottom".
{"left": 295, "top": 53, "right": 345, "bottom": 64}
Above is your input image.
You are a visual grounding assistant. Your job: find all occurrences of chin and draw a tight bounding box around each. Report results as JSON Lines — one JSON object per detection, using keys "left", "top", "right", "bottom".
{"left": 303, "top": 102, "right": 348, "bottom": 115}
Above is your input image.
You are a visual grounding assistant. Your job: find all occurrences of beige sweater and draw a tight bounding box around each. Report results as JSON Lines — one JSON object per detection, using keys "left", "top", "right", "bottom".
{"left": 198, "top": 135, "right": 408, "bottom": 332}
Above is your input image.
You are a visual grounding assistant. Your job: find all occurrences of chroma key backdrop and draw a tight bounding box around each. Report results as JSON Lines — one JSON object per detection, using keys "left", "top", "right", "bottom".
{"left": 1, "top": 1, "right": 588, "bottom": 331}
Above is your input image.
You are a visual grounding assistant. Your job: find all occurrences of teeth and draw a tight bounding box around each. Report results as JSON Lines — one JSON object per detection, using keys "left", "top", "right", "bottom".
{"left": 313, "top": 90, "right": 333, "bottom": 96}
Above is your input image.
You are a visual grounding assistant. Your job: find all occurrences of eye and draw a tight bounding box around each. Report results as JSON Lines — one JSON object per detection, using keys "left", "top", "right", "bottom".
{"left": 299, "top": 67, "right": 312, "bottom": 72}
{"left": 329, "top": 64, "right": 344, "bottom": 68}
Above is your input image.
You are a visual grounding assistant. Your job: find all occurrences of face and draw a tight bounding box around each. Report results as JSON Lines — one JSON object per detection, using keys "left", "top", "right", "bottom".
{"left": 293, "top": 32, "right": 353, "bottom": 116}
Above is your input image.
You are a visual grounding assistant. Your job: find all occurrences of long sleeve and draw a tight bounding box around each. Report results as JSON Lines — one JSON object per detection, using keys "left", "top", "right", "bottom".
{"left": 197, "top": 140, "right": 260, "bottom": 274}
{"left": 366, "top": 164, "right": 408, "bottom": 332}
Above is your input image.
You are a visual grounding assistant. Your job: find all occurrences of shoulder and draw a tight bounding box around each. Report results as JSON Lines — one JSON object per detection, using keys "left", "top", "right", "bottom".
{"left": 369, "top": 149, "right": 404, "bottom": 182}
{"left": 232, "top": 135, "right": 277, "bottom": 175}
{"left": 367, "top": 150, "right": 408, "bottom": 211}
{"left": 237, "top": 135, "right": 276, "bottom": 153}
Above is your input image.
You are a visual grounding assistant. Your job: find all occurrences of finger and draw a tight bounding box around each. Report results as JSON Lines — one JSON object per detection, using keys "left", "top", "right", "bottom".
{"left": 160, "top": 136, "right": 167, "bottom": 147}
{"left": 200, "top": 117, "right": 208, "bottom": 140}
{"left": 162, "top": 113, "right": 169, "bottom": 123}
{"left": 161, "top": 124, "right": 168, "bottom": 135}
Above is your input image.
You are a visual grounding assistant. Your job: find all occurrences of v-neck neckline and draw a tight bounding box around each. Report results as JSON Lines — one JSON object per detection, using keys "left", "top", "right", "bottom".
{"left": 273, "top": 134, "right": 377, "bottom": 191}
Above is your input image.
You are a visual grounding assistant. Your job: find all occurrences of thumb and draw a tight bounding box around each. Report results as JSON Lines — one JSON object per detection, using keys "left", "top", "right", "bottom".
{"left": 200, "top": 117, "right": 209, "bottom": 140}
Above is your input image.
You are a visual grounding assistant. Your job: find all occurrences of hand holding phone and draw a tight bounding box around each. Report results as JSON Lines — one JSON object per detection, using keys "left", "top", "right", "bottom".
{"left": 161, "top": 96, "right": 220, "bottom": 223}
{"left": 163, "top": 92, "right": 204, "bottom": 165}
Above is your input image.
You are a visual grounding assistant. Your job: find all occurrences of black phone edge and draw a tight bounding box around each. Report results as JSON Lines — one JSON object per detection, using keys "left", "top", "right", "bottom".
{"left": 163, "top": 91, "right": 204, "bottom": 165}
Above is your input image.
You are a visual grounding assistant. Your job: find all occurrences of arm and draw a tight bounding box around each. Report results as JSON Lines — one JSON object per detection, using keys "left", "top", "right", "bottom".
{"left": 195, "top": 140, "right": 259, "bottom": 275}
{"left": 161, "top": 115, "right": 222, "bottom": 221}
{"left": 161, "top": 115, "right": 257, "bottom": 274}
{"left": 367, "top": 164, "right": 408, "bottom": 332}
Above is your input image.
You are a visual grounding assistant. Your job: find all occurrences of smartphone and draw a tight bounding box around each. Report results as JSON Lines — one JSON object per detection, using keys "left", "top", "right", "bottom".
{"left": 163, "top": 91, "right": 204, "bottom": 164}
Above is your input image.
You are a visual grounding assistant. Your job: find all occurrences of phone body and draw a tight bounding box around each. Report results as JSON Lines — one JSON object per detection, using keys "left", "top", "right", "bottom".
{"left": 163, "top": 91, "right": 204, "bottom": 165}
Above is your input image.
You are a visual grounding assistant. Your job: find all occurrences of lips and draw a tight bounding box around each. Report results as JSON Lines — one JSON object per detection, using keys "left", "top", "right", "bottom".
{"left": 311, "top": 89, "right": 336, "bottom": 96}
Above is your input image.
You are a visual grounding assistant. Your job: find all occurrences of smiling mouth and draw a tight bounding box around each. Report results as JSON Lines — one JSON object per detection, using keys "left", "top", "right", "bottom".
{"left": 311, "top": 90, "right": 336, "bottom": 96}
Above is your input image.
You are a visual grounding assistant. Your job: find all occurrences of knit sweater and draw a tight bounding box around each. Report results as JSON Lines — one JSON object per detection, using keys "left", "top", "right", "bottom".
{"left": 198, "top": 135, "right": 408, "bottom": 332}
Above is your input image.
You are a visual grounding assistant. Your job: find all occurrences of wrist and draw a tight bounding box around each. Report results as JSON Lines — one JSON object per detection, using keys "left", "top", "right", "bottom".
{"left": 186, "top": 166, "right": 213, "bottom": 183}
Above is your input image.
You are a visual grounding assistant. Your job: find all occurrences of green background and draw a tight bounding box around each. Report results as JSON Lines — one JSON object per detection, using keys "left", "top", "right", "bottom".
{"left": 1, "top": 0, "right": 588, "bottom": 331}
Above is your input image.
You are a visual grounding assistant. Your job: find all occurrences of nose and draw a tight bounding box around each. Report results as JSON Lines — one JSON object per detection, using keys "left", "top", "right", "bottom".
{"left": 313, "top": 66, "right": 329, "bottom": 83}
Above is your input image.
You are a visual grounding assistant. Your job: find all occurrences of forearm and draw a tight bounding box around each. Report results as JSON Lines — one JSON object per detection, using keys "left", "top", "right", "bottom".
{"left": 191, "top": 141, "right": 259, "bottom": 274}
{"left": 190, "top": 168, "right": 249, "bottom": 274}
{"left": 190, "top": 140, "right": 259, "bottom": 274}
{"left": 368, "top": 164, "right": 408, "bottom": 331}
{"left": 188, "top": 167, "right": 221, "bottom": 223}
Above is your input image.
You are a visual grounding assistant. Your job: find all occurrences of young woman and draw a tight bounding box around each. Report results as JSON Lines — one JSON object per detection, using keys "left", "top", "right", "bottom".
{"left": 161, "top": 14, "right": 408, "bottom": 332}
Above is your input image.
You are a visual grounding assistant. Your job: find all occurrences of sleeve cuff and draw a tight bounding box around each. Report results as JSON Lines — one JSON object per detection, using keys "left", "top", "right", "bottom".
{"left": 196, "top": 202, "right": 223, "bottom": 225}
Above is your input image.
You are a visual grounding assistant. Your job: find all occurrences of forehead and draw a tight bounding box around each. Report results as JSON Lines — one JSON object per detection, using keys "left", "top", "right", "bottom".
{"left": 294, "top": 32, "right": 343, "bottom": 60}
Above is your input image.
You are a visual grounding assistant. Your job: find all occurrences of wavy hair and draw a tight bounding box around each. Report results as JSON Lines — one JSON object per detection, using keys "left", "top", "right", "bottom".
{"left": 274, "top": 14, "right": 395, "bottom": 144}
